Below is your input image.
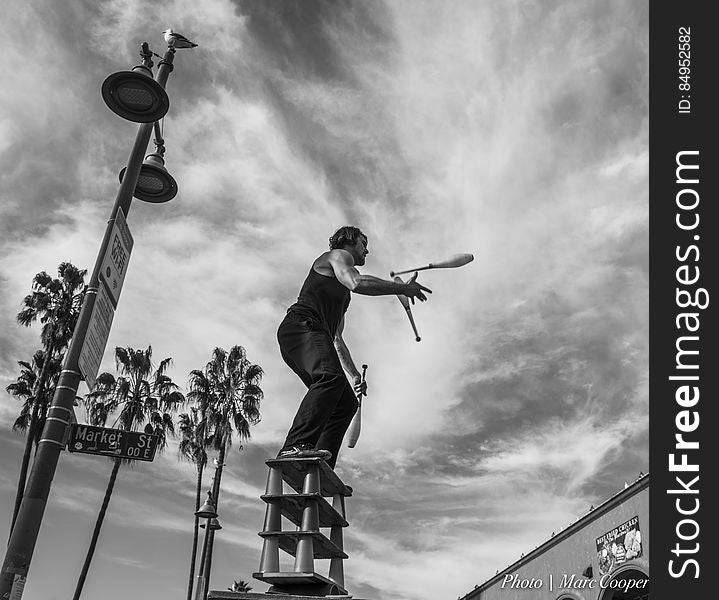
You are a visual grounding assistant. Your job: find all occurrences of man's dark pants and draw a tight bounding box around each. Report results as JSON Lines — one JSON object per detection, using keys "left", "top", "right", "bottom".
{"left": 277, "top": 311, "right": 358, "bottom": 469}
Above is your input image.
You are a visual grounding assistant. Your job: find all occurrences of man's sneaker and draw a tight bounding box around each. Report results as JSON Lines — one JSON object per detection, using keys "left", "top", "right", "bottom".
{"left": 277, "top": 444, "right": 332, "bottom": 461}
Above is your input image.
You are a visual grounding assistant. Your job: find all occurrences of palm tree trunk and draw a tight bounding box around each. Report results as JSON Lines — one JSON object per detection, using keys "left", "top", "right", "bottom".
{"left": 186, "top": 462, "right": 205, "bottom": 600}
{"left": 9, "top": 346, "right": 55, "bottom": 539}
{"left": 9, "top": 402, "right": 40, "bottom": 540}
{"left": 72, "top": 458, "right": 122, "bottom": 600}
{"left": 203, "top": 443, "right": 226, "bottom": 600}
{"left": 74, "top": 385, "right": 142, "bottom": 600}
{"left": 211, "top": 443, "right": 226, "bottom": 508}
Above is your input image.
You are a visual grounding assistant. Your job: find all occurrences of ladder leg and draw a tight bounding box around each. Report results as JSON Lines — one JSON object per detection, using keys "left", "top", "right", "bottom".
{"left": 294, "top": 464, "right": 320, "bottom": 573}
{"left": 328, "top": 493, "right": 346, "bottom": 587}
{"left": 258, "top": 466, "right": 283, "bottom": 573}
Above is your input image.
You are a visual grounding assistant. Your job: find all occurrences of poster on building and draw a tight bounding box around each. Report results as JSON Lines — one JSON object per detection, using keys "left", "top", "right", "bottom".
{"left": 595, "top": 515, "right": 643, "bottom": 575}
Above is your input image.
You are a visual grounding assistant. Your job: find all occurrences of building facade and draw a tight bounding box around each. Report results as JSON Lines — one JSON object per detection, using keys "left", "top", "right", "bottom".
{"left": 460, "top": 474, "right": 649, "bottom": 600}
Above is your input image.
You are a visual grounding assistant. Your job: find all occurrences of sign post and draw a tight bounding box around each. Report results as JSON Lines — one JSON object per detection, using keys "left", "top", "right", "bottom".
{"left": 0, "top": 44, "right": 179, "bottom": 600}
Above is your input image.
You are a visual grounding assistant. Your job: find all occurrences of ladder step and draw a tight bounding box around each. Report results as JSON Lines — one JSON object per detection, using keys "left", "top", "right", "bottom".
{"left": 259, "top": 530, "right": 348, "bottom": 559}
{"left": 266, "top": 457, "right": 352, "bottom": 497}
{"left": 261, "top": 493, "right": 348, "bottom": 528}
{"left": 251, "top": 571, "right": 348, "bottom": 596}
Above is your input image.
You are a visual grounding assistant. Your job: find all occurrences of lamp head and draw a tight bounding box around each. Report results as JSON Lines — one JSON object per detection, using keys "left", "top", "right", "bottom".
{"left": 200, "top": 518, "right": 222, "bottom": 531}
{"left": 102, "top": 65, "right": 169, "bottom": 123}
{"left": 194, "top": 495, "right": 217, "bottom": 519}
{"left": 119, "top": 152, "right": 178, "bottom": 203}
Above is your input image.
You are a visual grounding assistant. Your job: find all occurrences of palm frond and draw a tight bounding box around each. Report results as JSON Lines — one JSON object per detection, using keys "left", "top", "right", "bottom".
{"left": 12, "top": 410, "right": 32, "bottom": 432}
{"left": 243, "top": 363, "right": 264, "bottom": 383}
{"left": 114, "top": 347, "right": 131, "bottom": 372}
{"left": 17, "top": 359, "right": 35, "bottom": 371}
{"left": 162, "top": 390, "right": 186, "bottom": 412}
{"left": 155, "top": 357, "right": 173, "bottom": 378}
{"left": 86, "top": 400, "right": 113, "bottom": 427}
{"left": 162, "top": 413, "right": 175, "bottom": 436}
{"left": 6, "top": 380, "right": 34, "bottom": 399}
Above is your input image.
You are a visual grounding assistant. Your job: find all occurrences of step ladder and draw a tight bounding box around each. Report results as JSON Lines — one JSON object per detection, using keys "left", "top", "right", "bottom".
{"left": 253, "top": 457, "right": 352, "bottom": 597}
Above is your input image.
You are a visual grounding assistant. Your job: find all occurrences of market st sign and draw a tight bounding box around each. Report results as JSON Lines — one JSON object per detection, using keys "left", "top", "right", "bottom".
{"left": 68, "top": 424, "right": 159, "bottom": 462}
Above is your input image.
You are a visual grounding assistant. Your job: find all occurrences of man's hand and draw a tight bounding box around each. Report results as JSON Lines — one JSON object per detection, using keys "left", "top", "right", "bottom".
{"left": 353, "top": 375, "right": 367, "bottom": 396}
{"left": 404, "top": 272, "right": 432, "bottom": 304}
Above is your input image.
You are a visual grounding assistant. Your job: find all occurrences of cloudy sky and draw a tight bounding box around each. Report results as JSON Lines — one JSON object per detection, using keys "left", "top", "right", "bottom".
{"left": 0, "top": 1, "right": 648, "bottom": 599}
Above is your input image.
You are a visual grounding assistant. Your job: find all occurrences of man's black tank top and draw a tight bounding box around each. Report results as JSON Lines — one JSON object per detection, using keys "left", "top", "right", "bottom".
{"left": 287, "top": 267, "right": 351, "bottom": 337}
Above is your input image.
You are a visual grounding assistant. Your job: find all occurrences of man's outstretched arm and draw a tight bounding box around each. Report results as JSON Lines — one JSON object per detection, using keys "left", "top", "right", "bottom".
{"left": 329, "top": 250, "right": 432, "bottom": 302}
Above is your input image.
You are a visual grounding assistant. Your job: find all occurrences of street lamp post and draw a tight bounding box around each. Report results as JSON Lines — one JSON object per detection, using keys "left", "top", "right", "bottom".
{"left": 202, "top": 521, "right": 220, "bottom": 600}
{"left": 194, "top": 462, "right": 222, "bottom": 600}
{"left": 202, "top": 458, "right": 226, "bottom": 600}
{"left": 0, "top": 42, "right": 180, "bottom": 600}
{"left": 196, "top": 518, "right": 222, "bottom": 600}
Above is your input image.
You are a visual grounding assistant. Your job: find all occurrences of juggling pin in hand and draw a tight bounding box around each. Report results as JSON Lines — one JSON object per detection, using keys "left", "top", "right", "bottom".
{"left": 390, "top": 253, "right": 474, "bottom": 277}
{"left": 347, "top": 364, "right": 368, "bottom": 448}
{"left": 393, "top": 276, "right": 421, "bottom": 342}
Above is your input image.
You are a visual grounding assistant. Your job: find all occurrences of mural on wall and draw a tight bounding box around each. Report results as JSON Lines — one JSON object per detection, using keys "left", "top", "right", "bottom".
{"left": 595, "top": 516, "right": 643, "bottom": 575}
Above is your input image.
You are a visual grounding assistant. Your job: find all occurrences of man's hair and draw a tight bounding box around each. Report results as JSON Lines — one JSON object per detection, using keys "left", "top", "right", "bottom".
{"left": 329, "top": 226, "right": 366, "bottom": 250}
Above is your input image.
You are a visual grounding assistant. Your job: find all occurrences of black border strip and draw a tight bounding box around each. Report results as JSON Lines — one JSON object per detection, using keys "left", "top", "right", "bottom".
{"left": 650, "top": 3, "right": 717, "bottom": 596}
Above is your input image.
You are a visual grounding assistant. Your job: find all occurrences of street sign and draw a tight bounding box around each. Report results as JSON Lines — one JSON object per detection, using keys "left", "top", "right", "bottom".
{"left": 78, "top": 279, "right": 115, "bottom": 391}
{"left": 99, "top": 207, "right": 133, "bottom": 307}
{"left": 68, "top": 424, "right": 160, "bottom": 462}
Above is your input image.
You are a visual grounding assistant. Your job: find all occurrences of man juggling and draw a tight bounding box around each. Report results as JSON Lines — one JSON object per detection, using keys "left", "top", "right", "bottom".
{"left": 276, "top": 226, "right": 431, "bottom": 468}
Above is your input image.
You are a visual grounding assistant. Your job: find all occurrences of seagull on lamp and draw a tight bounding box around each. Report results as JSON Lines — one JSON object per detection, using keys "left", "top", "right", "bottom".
{"left": 163, "top": 28, "right": 198, "bottom": 49}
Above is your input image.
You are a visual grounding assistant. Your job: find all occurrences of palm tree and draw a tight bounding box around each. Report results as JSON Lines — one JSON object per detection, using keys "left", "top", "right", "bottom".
{"left": 10, "top": 261, "right": 86, "bottom": 535}
{"left": 73, "top": 346, "right": 185, "bottom": 600}
{"left": 193, "top": 346, "right": 263, "bottom": 510}
{"left": 188, "top": 346, "right": 263, "bottom": 598}
{"left": 6, "top": 351, "right": 61, "bottom": 442}
{"left": 228, "top": 580, "right": 252, "bottom": 592}
{"left": 178, "top": 406, "right": 209, "bottom": 600}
